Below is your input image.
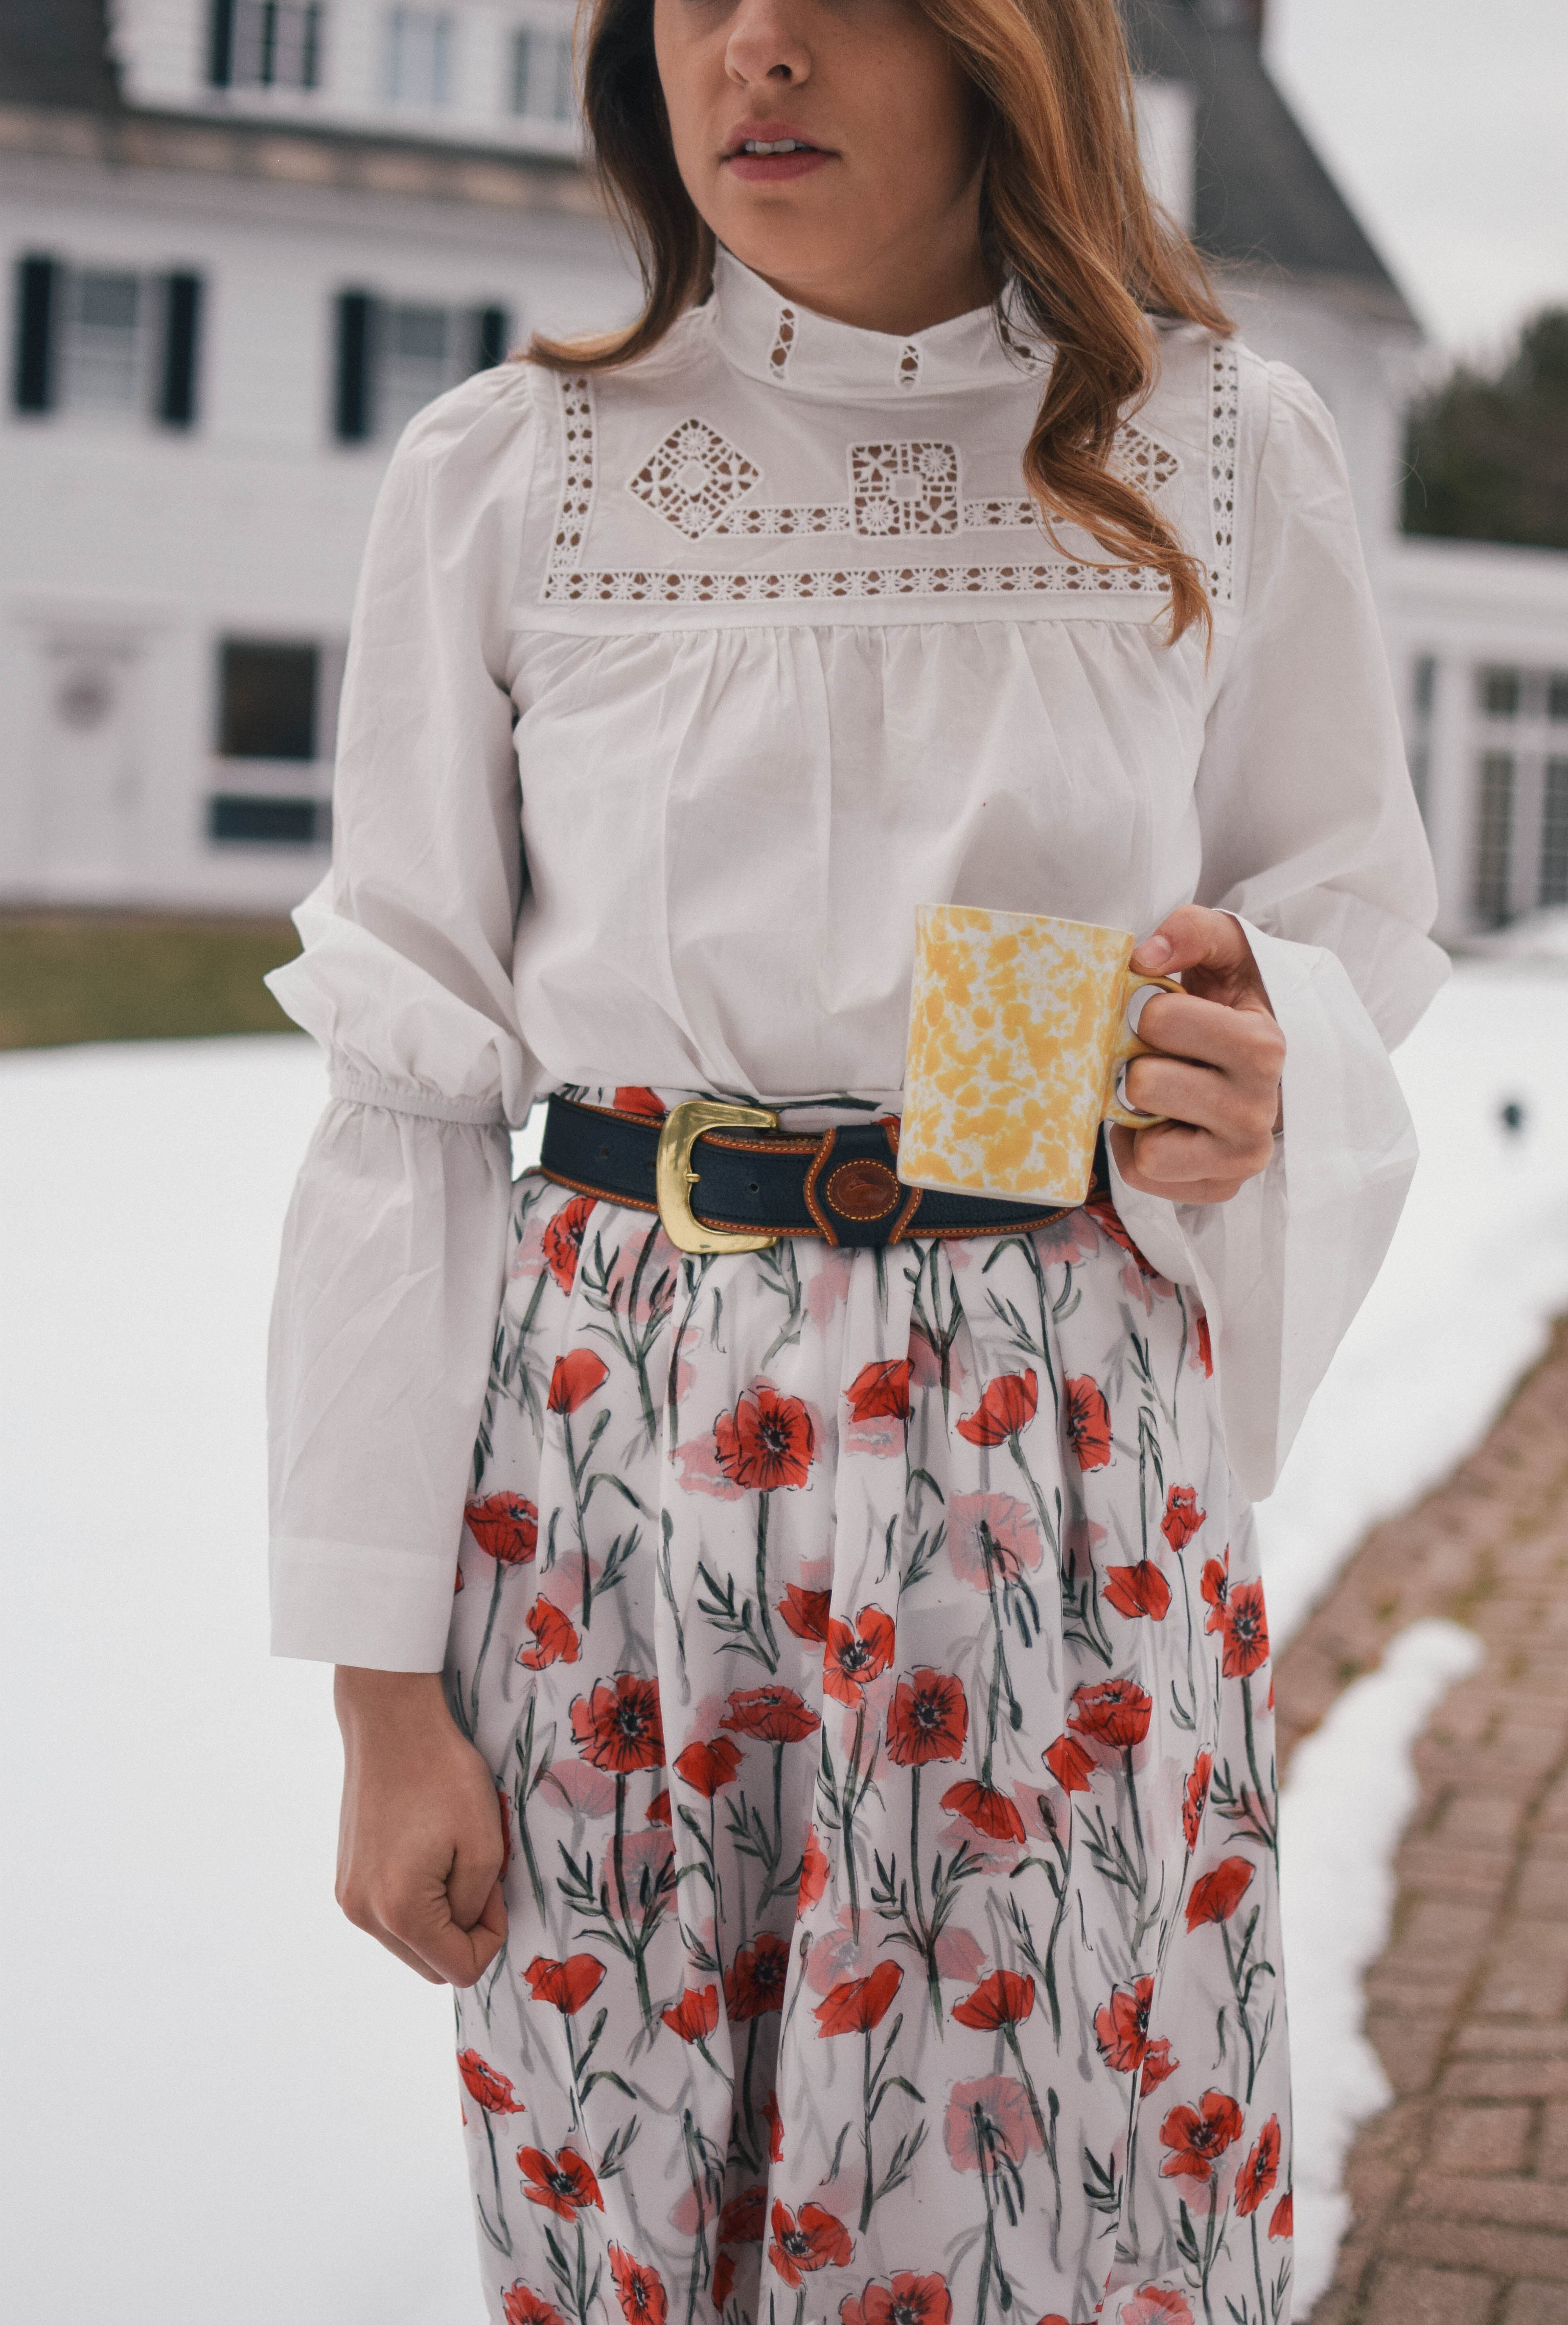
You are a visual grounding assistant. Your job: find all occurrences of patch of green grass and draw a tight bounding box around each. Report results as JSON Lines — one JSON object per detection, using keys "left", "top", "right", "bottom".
{"left": 0, "top": 914, "right": 304, "bottom": 1049}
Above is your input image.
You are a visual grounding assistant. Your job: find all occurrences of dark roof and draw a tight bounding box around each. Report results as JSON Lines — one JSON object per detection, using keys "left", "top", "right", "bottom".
{"left": 0, "top": 0, "right": 120, "bottom": 111}
{"left": 1123, "top": 0, "right": 1417, "bottom": 325}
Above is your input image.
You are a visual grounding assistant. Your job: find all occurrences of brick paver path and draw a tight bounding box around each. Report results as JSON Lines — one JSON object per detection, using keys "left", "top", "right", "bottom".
{"left": 1272, "top": 1317, "right": 1568, "bottom": 2325}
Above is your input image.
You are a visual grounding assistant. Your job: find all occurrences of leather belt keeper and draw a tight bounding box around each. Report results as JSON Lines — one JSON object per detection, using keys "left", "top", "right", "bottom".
{"left": 538, "top": 1094, "right": 1109, "bottom": 1253}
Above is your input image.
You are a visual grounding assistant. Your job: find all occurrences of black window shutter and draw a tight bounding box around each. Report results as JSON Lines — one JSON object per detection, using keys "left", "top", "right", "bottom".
{"left": 160, "top": 273, "right": 202, "bottom": 427}
{"left": 474, "top": 305, "right": 510, "bottom": 372}
{"left": 13, "top": 255, "right": 56, "bottom": 413}
{"left": 208, "top": 0, "right": 234, "bottom": 87}
{"left": 334, "top": 290, "right": 374, "bottom": 442}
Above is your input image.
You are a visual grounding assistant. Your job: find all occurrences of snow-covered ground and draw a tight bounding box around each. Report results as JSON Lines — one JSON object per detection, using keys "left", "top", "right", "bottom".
{"left": 2, "top": 958, "right": 1565, "bottom": 2323}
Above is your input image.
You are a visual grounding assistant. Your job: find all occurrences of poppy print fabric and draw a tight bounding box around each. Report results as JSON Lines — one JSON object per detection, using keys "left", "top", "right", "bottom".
{"left": 446, "top": 1093, "right": 1290, "bottom": 2325}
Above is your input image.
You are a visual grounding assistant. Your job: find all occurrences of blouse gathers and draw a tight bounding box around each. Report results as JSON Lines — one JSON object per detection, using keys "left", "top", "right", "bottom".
{"left": 265, "top": 247, "right": 1446, "bottom": 1671}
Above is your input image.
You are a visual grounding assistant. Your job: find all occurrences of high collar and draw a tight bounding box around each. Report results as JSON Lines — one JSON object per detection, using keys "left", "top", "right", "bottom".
{"left": 708, "top": 246, "right": 1048, "bottom": 399}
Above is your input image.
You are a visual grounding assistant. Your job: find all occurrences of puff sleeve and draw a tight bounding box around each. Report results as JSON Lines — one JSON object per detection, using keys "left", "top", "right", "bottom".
{"left": 265, "top": 367, "right": 542, "bottom": 1669}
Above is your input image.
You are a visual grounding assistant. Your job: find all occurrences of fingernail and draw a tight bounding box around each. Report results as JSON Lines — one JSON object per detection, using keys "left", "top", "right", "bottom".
{"left": 1133, "top": 934, "right": 1172, "bottom": 969}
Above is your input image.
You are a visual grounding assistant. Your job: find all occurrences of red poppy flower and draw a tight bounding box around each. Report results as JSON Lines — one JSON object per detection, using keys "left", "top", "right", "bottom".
{"left": 548, "top": 1349, "right": 610, "bottom": 1415}
{"left": 518, "top": 1599, "right": 581, "bottom": 1670}
{"left": 846, "top": 1358, "right": 913, "bottom": 1422}
{"left": 764, "top": 2087, "right": 783, "bottom": 2161}
{"left": 714, "top": 1383, "right": 815, "bottom": 1492}
{"left": 721, "top": 1686, "right": 820, "bottom": 1744}
{"left": 952, "top": 1970, "right": 1035, "bottom": 2031}
{"left": 823, "top": 1606, "right": 897, "bottom": 1704}
{"left": 712, "top": 2255, "right": 735, "bottom": 2309}
{"left": 725, "top": 1932, "right": 789, "bottom": 2021}
{"left": 946, "top": 1492, "right": 1043, "bottom": 1589}
{"left": 1103, "top": 1563, "right": 1172, "bottom": 1621}
{"left": 1195, "top": 1311, "right": 1214, "bottom": 1376}
{"left": 1141, "top": 2038, "right": 1179, "bottom": 2096}
{"left": 955, "top": 1369, "right": 1038, "bottom": 1447}
{"left": 661, "top": 1985, "right": 719, "bottom": 2043}
{"left": 1043, "top": 1733, "right": 1097, "bottom": 1793}
{"left": 517, "top": 2142, "right": 605, "bottom": 2217}
{"left": 646, "top": 1789, "right": 672, "bottom": 1826}
{"left": 1201, "top": 1550, "right": 1230, "bottom": 1624}
{"left": 1218, "top": 1581, "right": 1270, "bottom": 1680}
{"left": 1236, "top": 2115, "right": 1281, "bottom": 2216}
{"left": 608, "top": 2245, "right": 668, "bottom": 2325}
{"left": 1158, "top": 2090, "right": 1245, "bottom": 2181}
{"left": 886, "top": 1669, "right": 969, "bottom": 1766}
{"left": 1122, "top": 2290, "right": 1194, "bottom": 2325}
{"left": 1268, "top": 2191, "right": 1293, "bottom": 2240}
{"left": 841, "top": 2276, "right": 954, "bottom": 2325}
{"left": 1084, "top": 1192, "right": 1137, "bottom": 1256}
{"left": 1160, "top": 1486, "right": 1206, "bottom": 1552}
{"left": 673, "top": 1736, "right": 744, "bottom": 1798}
{"left": 522, "top": 1955, "right": 606, "bottom": 2015}
{"left": 717, "top": 2185, "right": 767, "bottom": 2245}
{"left": 798, "top": 1824, "right": 829, "bottom": 1911}
{"left": 1067, "top": 1677, "right": 1152, "bottom": 1751}
{"left": 941, "top": 1779, "right": 1026, "bottom": 1843}
{"left": 1187, "top": 1856, "right": 1255, "bottom": 1929}
{"left": 1063, "top": 1375, "right": 1112, "bottom": 1470}
{"left": 503, "top": 2287, "right": 567, "bottom": 2325}
{"left": 1094, "top": 1975, "right": 1153, "bottom": 2073}
{"left": 813, "top": 1959, "right": 903, "bottom": 2037}
{"left": 614, "top": 1086, "right": 666, "bottom": 1119}
{"left": 570, "top": 1673, "right": 665, "bottom": 1773}
{"left": 457, "top": 2049, "right": 526, "bottom": 2114}
{"left": 768, "top": 2200, "right": 852, "bottom": 2287}
{"left": 465, "top": 1492, "right": 538, "bottom": 1564}
{"left": 777, "top": 1584, "right": 831, "bottom": 1644}
{"left": 541, "top": 1195, "right": 595, "bottom": 1294}
{"left": 942, "top": 2075, "right": 1043, "bottom": 2172}
{"left": 1182, "top": 1751, "right": 1212, "bottom": 1852}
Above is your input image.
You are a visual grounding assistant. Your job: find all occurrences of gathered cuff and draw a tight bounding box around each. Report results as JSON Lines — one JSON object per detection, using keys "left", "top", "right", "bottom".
{"left": 270, "top": 1535, "right": 461, "bottom": 1670}
{"left": 325, "top": 1069, "right": 512, "bottom": 1127}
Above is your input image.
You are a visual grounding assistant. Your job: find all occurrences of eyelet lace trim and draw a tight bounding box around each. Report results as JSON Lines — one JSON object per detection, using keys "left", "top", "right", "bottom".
{"left": 1209, "top": 341, "right": 1240, "bottom": 602}
{"left": 541, "top": 374, "right": 1214, "bottom": 606}
{"left": 768, "top": 306, "right": 796, "bottom": 379}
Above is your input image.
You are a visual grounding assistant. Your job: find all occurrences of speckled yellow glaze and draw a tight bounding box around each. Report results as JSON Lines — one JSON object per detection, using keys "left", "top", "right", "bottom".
{"left": 900, "top": 905, "right": 1169, "bottom": 1207}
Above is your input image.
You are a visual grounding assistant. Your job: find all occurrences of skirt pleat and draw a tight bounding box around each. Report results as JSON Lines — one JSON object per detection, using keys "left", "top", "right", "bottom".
{"left": 446, "top": 1097, "right": 1292, "bottom": 2325}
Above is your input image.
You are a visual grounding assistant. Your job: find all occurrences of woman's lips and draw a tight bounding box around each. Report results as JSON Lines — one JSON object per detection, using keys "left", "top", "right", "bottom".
{"left": 725, "top": 147, "right": 831, "bottom": 181}
{"left": 722, "top": 129, "right": 833, "bottom": 184}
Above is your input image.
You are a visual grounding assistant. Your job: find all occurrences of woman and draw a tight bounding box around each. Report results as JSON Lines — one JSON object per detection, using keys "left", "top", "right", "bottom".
{"left": 267, "top": 0, "right": 1444, "bottom": 2317}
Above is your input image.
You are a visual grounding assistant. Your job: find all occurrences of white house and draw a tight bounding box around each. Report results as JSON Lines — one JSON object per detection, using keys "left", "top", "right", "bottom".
{"left": 0, "top": 0, "right": 635, "bottom": 912}
{"left": 1, "top": 0, "right": 1563, "bottom": 937}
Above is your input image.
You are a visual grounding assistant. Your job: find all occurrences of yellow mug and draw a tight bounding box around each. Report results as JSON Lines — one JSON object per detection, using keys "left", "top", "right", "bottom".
{"left": 898, "top": 904, "right": 1181, "bottom": 1209}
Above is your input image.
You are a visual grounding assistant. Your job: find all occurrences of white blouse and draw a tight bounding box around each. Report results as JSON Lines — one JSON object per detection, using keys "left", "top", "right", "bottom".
{"left": 266, "top": 248, "right": 1447, "bottom": 1671}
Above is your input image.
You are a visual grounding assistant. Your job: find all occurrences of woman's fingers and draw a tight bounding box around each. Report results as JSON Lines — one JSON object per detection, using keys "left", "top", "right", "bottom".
{"left": 1114, "top": 910, "right": 1284, "bottom": 1205}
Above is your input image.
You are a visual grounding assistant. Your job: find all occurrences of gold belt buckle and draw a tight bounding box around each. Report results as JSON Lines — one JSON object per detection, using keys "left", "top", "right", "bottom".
{"left": 655, "top": 1098, "right": 781, "bottom": 1255}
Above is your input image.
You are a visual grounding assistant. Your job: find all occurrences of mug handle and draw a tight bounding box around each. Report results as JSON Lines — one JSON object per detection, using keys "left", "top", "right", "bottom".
{"left": 1103, "top": 972, "right": 1184, "bottom": 1131}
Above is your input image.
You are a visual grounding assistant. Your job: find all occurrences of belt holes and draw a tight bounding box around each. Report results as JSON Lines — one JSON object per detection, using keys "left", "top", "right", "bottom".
{"left": 748, "top": 1180, "right": 760, "bottom": 1194}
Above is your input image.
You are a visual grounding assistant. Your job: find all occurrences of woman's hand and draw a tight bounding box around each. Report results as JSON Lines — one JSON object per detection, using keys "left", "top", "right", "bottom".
{"left": 1109, "top": 906, "right": 1285, "bottom": 1207}
{"left": 333, "top": 1667, "right": 508, "bottom": 1986}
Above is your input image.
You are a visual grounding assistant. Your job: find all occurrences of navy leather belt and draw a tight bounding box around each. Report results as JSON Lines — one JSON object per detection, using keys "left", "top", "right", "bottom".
{"left": 538, "top": 1094, "right": 1108, "bottom": 1253}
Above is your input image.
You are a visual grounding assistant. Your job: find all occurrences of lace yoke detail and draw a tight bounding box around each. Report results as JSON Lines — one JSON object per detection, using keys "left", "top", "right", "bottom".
{"left": 540, "top": 358, "right": 1227, "bottom": 611}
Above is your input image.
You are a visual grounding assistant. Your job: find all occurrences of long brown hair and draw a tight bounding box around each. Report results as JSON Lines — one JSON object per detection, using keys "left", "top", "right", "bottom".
{"left": 530, "top": 0, "right": 1232, "bottom": 643}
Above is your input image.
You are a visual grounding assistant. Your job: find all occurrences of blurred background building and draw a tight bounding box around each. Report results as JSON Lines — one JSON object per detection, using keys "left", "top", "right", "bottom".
{"left": 1, "top": 0, "right": 1564, "bottom": 939}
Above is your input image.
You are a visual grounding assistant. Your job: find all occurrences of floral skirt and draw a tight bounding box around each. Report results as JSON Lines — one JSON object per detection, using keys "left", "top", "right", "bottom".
{"left": 445, "top": 1093, "right": 1292, "bottom": 2325}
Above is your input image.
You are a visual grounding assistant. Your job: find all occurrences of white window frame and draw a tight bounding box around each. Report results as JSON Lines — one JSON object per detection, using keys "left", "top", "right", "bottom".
{"left": 384, "top": 6, "right": 456, "bottom": 108}
{"left": 506, "top": 7, "right": 580, "bottom": 154}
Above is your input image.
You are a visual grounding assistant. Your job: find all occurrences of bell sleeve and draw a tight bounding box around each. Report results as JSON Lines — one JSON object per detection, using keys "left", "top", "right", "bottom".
{"left": 265, "top": 369, "right": 541, "bottom": 1670}
{"left": 1109, "top": 359, "right": 1450, "bottom": 1502}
